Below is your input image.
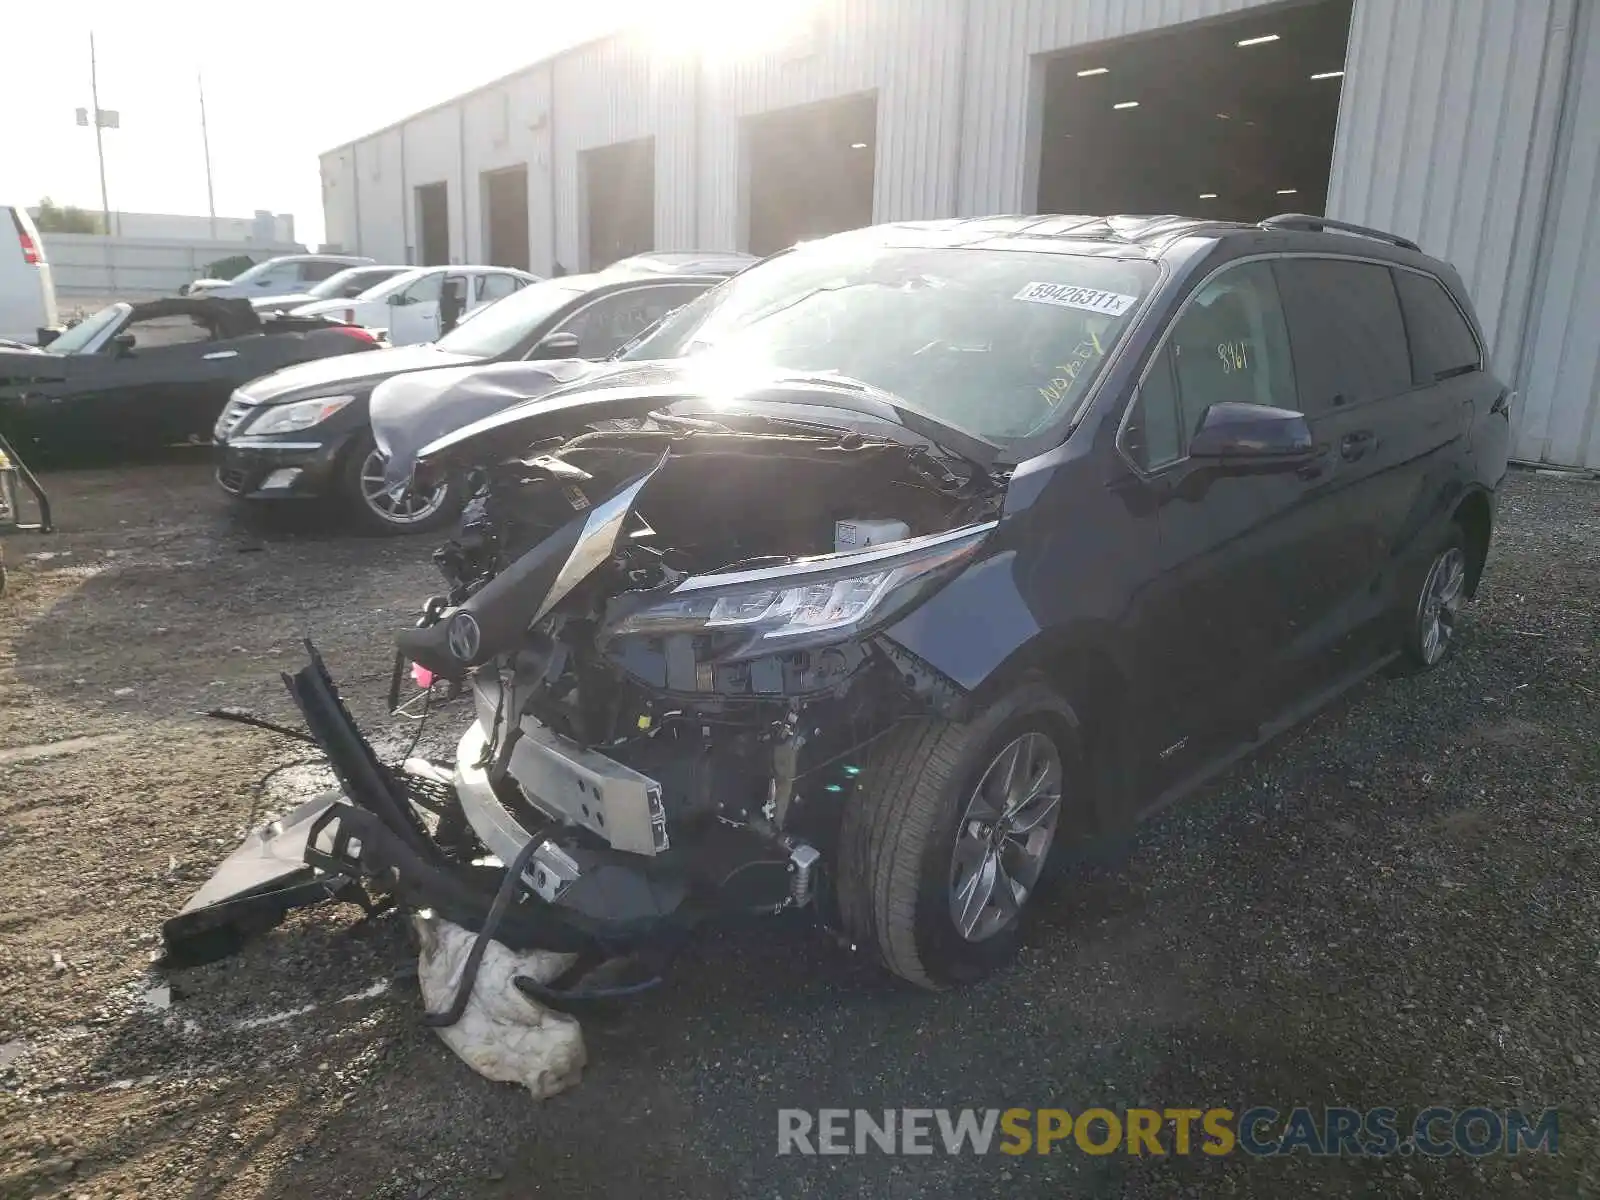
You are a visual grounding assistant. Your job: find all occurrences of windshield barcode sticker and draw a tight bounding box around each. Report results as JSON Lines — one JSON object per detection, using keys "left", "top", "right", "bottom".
{"left": 1013, "top": 283, "right": 1137, "bottom": 316}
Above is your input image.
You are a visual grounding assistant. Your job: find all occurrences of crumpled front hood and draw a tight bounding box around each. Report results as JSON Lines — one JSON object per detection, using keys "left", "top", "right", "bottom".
{"left": 372, "top": 358, "right": 615, "bottom": 484}
{"left": 374, "top": 359, "right": 1000, "bottom": 486}
{"left": 239, "top": 343, "right": 480, "bottom": 405}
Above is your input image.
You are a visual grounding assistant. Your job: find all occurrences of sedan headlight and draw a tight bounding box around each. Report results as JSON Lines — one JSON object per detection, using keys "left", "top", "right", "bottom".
{"left": 244, "top": 394, "right": 356, "bottom": 436}
{"left": 603, "top": 522, "right": 996, "bottom": 660}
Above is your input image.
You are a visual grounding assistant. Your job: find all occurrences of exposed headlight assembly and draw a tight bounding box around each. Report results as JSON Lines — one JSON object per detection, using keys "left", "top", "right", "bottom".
{"left": 603, "top": 522, "right": 996, "bottom": 660}
{"left": 244, "top": 394, "right": 356, "bottom": 436}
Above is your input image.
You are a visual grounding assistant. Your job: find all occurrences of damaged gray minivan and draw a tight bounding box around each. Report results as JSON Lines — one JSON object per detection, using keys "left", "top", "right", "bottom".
{"left": 171, "top": 215, "right": 1509, "bottom": 1002}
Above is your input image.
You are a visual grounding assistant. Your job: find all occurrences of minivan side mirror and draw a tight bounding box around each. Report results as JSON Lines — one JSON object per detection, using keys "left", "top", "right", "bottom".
{"left": 110, "top": 332, "right": 137, "bottom": 357}
{"left": 1188, "top": 402, "right": 1314, "bottom": 461}
{"left": 528, "top": 331, "right": 581, "bottom": 360}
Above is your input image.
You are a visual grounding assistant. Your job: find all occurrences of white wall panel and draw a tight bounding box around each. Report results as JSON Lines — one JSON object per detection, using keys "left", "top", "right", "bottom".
{"left": 1328, "top": 0, "right": 1578, "bottom": 386}
{"left": 1516, "top": 0, "right": 1600, "bottom": 468}
{"left": 401, "top": 107, "right": 466, "bottom": 263}
{"left": 318, "top": 149, "right": 359, "bottom": 254}
{"left": 550, "top": 36, "right": 697, "bottom": 270}
{"left": 696, "top": 0, "right": 968, "bottom": 249}
{"left": 460, "top": 67, "right": 555, "bottom": 275}
{"left": 350, "top": 130, "right": 407, "bottom": 265}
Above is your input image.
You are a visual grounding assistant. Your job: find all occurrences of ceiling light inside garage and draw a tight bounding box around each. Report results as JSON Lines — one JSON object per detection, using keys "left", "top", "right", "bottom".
{"left": 1199, "top": 193, "right": 1218, "bottom": 199}
{"left": 1076, "top": 67, "right": 1109, "bottom": 76}
{"left": 1237, "top": 34, "right": 1280, "bottom": 46}
{"left": 1114, "top": 101, "right": 1139, "bottom": 109}
{"left": 1276, "top": 188, "right": 1298, "bottom": 195}
{"left": 850, "top": 142, "right": 868, "bottom": 149}
{"left": 1311, "top": 70, "right": 1345, "bottom": 79}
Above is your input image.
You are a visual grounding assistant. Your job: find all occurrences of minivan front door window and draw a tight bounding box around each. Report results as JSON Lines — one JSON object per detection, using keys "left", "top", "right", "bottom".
{"left": 1121, "top": 260, "right": 1296, "bottom": 470}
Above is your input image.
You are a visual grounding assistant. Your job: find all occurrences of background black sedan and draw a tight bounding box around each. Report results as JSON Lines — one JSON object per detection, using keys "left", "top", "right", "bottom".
{"left": 0, "top": 297, "right": 379, "bottom": 461}
{"left": 214, "top": 267, "right": 736, "bottom": 533}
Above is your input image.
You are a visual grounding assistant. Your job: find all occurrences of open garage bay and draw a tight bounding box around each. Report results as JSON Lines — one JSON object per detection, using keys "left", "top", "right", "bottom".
{"left": 1038, "top": 0, "right": 1353, "bottom": 222}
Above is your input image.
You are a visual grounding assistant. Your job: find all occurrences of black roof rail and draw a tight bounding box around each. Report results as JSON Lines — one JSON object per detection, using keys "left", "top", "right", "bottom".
{"left": 1258, "top": 213, "right": 1421, "bottom": 253}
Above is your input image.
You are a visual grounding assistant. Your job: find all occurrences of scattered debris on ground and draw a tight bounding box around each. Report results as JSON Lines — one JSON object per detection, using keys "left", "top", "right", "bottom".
{"left": 0, "top": 461, "right": 1595, "bottom": 1197}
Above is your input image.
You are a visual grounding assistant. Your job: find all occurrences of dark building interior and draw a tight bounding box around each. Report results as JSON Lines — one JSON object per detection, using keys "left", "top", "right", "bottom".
{"left": 1037, "top": 0, "right": 1354, "bottom": 222}
{"left": 585, "top": 137, "right": 656, "bottom": 270}
{"left": 746, "top": 92, "right": 878, "bottom": 256}
{"left": 482, "top": 166, "right": 531, "bottom": 271}
{"left": 415, "top": 182, "right": 450, "bottom": 266}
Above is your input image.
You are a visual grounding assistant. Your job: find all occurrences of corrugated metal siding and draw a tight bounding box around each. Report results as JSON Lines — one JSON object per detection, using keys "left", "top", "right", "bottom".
{"left": 402, "top": 108, "right": 467, "bottom": 262}
{"left": 318, "top": 151, "right": 359, "bottom": 254}
{"left": 352, "top": 131, "right": 407, "bottom": 265}
{"left": 460, "top": 66, "right": 555, "bottom": 274}
{"left": 1328, "top": 0, "right": 1578, "bottom": 389}
{"left": 550, "top": 35, "right": 697, "bottom": 269}
{"left": 697, "top": 0, "right": 968, "bottom": 248}
{"left": 957, "top": 0, "right": 1272, "bottom": 215}
{"left": 1517, "top": 0, "right": 1600, "bottom": 468}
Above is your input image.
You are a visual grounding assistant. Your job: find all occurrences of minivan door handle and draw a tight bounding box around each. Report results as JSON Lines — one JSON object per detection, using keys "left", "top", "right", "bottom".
{"left": 1340, "top": 430, "right": 1377, "bottom": 461}
{"left": 202, "top": 350, "right": 239, "bottom": 360}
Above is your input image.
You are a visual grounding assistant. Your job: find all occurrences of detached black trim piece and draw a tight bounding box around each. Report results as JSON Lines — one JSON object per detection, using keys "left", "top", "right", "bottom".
{"left": 305, "top": 801, "right": 594, "bottom": 955}
{"left": 283, "top": 642, "right": 442, "bottom": 865}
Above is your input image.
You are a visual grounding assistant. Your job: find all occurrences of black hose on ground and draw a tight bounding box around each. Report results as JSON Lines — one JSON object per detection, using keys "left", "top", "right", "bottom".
{"left": 200, "top": 707, "right": 317, "bottom": 745}
{"left": 422, "top": 832, "right": 545, "bottom": 1028}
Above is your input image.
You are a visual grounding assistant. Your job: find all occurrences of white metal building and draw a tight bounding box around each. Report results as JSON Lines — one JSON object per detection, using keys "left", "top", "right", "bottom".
{"left": 321, "top": 0, "right": 1600, "bottom": 469}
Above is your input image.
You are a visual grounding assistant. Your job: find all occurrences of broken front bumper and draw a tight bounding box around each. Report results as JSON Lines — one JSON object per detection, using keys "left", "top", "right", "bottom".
{"left": 165, "top": 647, "right": 803, "bottom": 976}
{"left": 163, "top": 648, "right": 692, "bottom": 971}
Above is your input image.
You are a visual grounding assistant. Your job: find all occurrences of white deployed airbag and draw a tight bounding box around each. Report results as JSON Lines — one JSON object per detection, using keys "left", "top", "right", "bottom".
{"left": 413, "top": 914, "right": 585, "bottom": 1099}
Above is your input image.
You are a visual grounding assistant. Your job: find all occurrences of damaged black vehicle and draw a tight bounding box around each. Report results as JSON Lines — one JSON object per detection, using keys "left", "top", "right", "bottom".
{"left": 172, "top": 215, "right": 1510, "bottom": 997}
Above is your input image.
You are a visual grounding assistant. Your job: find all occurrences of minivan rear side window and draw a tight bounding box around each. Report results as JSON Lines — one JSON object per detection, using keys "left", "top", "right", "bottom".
{"left": 1393, "top": 270, "right": 1482, "bottom": 383}
{"left": 1274, "top": 258, "right": 1412, "bottom": 413}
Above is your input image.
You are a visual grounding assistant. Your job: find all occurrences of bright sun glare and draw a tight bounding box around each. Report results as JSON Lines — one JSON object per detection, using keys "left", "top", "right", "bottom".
{"left": 637, "top": 0, "right": 816, "bottom": 57}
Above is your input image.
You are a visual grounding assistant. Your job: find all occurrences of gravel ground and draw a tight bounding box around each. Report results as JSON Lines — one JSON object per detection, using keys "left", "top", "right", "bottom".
{"left": 0, "top": 460, "right": 1596, "bottom": 1199}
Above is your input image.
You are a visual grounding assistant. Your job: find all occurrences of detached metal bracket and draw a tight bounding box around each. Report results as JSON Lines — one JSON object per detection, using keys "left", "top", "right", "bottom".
{"left": 0, "top": 431, "right": 52, "bottom": 534}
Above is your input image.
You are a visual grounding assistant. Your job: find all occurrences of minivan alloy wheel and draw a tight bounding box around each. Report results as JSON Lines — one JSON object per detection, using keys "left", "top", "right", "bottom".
{"left": 948, "top": 731, "right": 1063, "bottom": 942}
{"left": 358, "top": 447, "right": 448, "bottom": 525}
{"left": 1417, "top": 545, "right": 1467, "bottom": 665}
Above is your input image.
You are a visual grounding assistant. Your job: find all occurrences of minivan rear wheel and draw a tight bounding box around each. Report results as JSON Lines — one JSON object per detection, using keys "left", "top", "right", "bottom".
{"left": 836, "top": 679, "right": 1082, "bottom": 990}
{"left": 1397, "top": 524, "right": 1470, "bottom": 672}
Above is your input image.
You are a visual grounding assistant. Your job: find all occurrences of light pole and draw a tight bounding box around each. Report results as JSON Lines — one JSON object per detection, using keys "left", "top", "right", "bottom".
{"left": 75, "top": 31, "right": 120, "bottom": 236}
{"left": 198, "top": 71, "right": 217, "bottom": 241}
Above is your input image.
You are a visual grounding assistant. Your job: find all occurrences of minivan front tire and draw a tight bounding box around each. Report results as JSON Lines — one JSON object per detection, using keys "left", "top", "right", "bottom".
{"left": 836, "top": 679, "right": 1082, "bottom": 990}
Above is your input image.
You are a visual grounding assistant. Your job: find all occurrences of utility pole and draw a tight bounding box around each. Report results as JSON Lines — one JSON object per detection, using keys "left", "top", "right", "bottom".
{"left": 198, "top": 71, "right": 217, "bottom": 240}
{"left": 88, "top": 32, "right": 115, "bottom": 236}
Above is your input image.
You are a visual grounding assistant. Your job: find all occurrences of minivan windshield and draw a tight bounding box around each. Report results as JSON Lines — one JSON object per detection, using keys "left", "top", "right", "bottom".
{"left": 45, "top": 304, "right": 128, "bottom": 354}
{"left": 621, "top": 242, "right": 1157, "bottom": 447}
{"left": 434, "top": 278, "right": 587, "bottom": 358}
